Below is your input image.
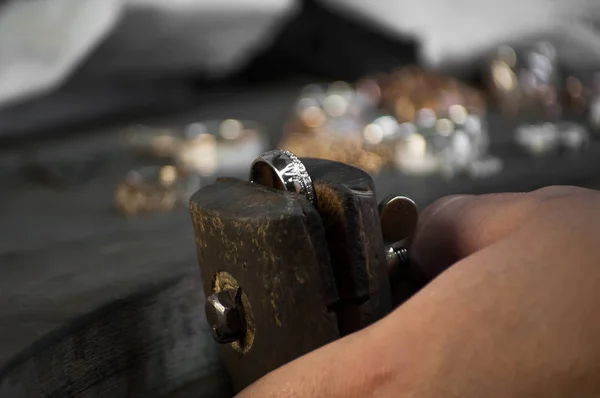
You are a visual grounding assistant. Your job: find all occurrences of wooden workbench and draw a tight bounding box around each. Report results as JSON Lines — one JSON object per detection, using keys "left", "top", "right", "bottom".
{"left": 1, "top": 86, "right": 600, "bottom": 396}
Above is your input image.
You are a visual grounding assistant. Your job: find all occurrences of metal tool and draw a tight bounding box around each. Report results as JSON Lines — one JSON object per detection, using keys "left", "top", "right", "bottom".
{"left": 190, "top": 149, "right": 426, "bottom": 393}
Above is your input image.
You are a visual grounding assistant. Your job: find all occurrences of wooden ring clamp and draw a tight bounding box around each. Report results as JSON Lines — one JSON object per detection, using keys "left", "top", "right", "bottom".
{"left": 189, "top": 155, "right": 428, "bottom": 393}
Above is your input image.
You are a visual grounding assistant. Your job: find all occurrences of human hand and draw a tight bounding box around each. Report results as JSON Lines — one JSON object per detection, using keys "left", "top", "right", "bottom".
{"left": 237, "top": 185, "right": 600, "bottom": 398}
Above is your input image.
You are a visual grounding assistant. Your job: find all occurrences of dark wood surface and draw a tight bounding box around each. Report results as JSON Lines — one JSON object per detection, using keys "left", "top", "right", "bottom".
{"left": 305, "top": 158, "right": 392, "bottom": 335}
{"left": 0, "top": 273, "right": 232, "bottom": 397}
{"left": 0, "top": 86, "right": 298, "bottom": 365}
{"left": 1, "top": 85, "right": 600, "bottom": 396}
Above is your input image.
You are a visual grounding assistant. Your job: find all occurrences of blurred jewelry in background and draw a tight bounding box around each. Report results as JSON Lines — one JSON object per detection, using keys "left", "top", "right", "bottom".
{"left": 588, "top": 73, "right": 600, "bottom": 132}
{"left": 482, "top": 39, "right": 598, "bottom": 157}
{"left": 563, "top": 75, "right": 589, "bottom": 116}
{"left": 175, "top": 120, "right": 267, "bottom": 176}
{"left": 118, "top": 119, "right": 267, "bottom": 215}
{"left": 113, "top": 38, "right": 600, "bottom": 206}
{"left": 514, "top": 121, "right": 590, "bottom": 157}
{"left": 378, "top": 66, "right": 487, "bottom": 120}
{"left": 557, "top": 122, "right": 590, "bottom": 152}
{"left": 115, "top": 165, "right": 201, "bottom": 216}
{"left": 280, "top": 67, "right": 498, "bottom": 178}
{"left": 279, "top": 40, "right": 598, "bottom": 180}
{"left": 486, "top": 41, "right": 562, "bottom": 119}
{"left": 483, "top": 40, "right": 600, "bottom": 126}
{"left": 121, "top": 119, "right": 267, "bottom": 176}
{"left": 280, "top": 80, "right": 384, "bottom": 174}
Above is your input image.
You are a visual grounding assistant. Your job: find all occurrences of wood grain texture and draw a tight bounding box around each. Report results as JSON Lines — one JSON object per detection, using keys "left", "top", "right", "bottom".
{"left": 0, "top": 273, "right": 231, "bottom": 398}
{"left": 190, "top": 178, "right": 340, "bottom": 393}
{"left": 303, "top": 158, "right": 392, "bottom": 335}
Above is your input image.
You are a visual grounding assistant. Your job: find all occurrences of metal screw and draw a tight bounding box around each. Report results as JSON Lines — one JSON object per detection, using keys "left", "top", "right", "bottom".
{"left": 205, "top": 287, "right": 246, "bottom": 344}
{"left": 386, "top": 245, "right": 409, "bottom": 268}
{"left": 378, "top": 195, "right": 417, "bottom": 272}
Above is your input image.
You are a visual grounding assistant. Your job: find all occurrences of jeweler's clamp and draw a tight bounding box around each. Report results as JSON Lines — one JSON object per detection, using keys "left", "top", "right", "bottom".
{"left": 189, "top": 154, "right": 427, "bottom": 393}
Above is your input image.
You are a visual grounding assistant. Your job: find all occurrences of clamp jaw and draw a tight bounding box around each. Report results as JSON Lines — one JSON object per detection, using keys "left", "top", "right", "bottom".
{"left": 189, "top": 154, "right": 426, "bottom": 392}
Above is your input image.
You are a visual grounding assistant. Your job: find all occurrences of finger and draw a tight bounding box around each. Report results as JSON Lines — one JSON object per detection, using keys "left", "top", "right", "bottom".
{"left": 410, "top": 186, "right": 593, "bottom": 279}
{"left": 410, "top": 192, "right": 531, "bottom": 278}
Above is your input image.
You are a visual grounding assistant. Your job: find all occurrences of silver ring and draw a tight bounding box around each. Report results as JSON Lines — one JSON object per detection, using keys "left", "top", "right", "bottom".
{"left": 249, "top": 149, "right": 316, "bottom": 205}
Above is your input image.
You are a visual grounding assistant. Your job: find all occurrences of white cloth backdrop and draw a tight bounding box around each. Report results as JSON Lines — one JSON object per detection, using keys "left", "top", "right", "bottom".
{"left": 1, "top": 0, "right": 600, "bottom": 109}
{"left": 324, "top": 0, "right": 600, "bottom": 68}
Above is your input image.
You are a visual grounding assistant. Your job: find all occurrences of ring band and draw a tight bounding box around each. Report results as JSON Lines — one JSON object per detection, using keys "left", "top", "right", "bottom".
{"left": 249, "top": 149, "right": 316, "bottom": 205}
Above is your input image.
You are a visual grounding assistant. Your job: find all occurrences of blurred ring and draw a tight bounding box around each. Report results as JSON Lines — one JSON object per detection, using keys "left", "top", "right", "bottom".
{"left": 249, "top": 149, "right": 316, "bottom": 206}
{"left": 115, "top": 165, "right": 199, "bottom": 216}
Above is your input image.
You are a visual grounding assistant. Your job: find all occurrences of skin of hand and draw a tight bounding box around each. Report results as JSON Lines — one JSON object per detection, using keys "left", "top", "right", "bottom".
{"left": 236, "top": 185, "right": 600, "bottom": 398}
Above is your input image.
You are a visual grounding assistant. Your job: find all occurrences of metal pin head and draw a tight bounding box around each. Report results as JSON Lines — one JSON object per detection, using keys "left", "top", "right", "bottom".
{"left": 378, "top": 195, "right": 419, "bottom": 243}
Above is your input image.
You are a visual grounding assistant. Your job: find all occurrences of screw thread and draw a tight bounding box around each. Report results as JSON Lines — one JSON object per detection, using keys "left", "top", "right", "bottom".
{"left": 394, "top": 247, "right": 409, "bottom": 264}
